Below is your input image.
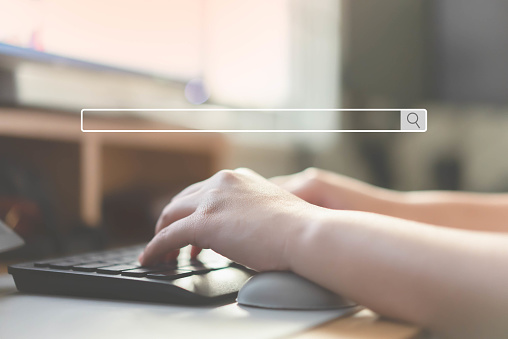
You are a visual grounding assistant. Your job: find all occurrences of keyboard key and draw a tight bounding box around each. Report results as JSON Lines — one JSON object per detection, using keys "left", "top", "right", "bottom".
{"left": 72, "top": 262, "right": 113, "bottom": 272}
{"left": 10, "top": 245, "right": 254, "bottom": 305}
{"left": 49, "top": 260, "right": 85, "bottom": 270}
{"left": 121, "top": 264, "right": 178, "bottom": 277}
{"left": 146, "top": 269, "right": 193, "bottom": 280}
{"left": 33, "top": 260, "right": 56, "bottom": 268}
{"left": 96, "top": 264, "right": 140, "bottom": 275}
{"left": 120, "top": 260, "right": 142, "bottom": 266}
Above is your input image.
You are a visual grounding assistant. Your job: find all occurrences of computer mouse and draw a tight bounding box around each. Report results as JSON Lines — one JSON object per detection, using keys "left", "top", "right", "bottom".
{"left": 237, "top": 271, "right": 357, "bottom": 310}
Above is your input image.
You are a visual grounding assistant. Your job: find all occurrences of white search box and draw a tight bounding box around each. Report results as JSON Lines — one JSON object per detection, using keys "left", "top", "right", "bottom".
{"left": 81, "top": 109, "right": 427, "bottom": 133}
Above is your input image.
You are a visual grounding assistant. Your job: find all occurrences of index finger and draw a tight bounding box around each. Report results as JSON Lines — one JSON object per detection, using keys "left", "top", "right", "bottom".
{"left": 141, "top": 214, "right": 199, "bottom": 266}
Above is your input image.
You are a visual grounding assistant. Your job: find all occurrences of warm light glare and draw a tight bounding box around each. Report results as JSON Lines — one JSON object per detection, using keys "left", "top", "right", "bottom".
{"left": 0, "top": 0, "right": 203, "bottom": 79}
{"left": 0, "top": 0, "right": 318, "bottom": 109}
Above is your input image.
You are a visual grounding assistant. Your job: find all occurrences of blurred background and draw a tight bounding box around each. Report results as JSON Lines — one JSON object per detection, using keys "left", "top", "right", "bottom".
{"left": 1, "top": 0, "right": 508, "bottom": 261}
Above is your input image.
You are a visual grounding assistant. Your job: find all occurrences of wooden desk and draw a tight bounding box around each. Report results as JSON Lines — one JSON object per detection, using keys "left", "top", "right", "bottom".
{"left": 294, "top": 309, "right": 422, "bottom": 339}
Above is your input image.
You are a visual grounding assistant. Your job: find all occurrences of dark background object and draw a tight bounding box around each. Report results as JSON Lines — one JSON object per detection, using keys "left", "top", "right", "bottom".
{"left": 0, "top": 159, "right": 61, "bottom": 259}
{"left": 102, "top": 188, "right": 160, "bottom": 247}
{"left": 0, "top": 159, "right": 105, "bottom": 261}
{"left": 432, "top": 0, "right": 508, "bottom": 104}
{"left": 433, "top": 154, "right": 462, "bottom": 191}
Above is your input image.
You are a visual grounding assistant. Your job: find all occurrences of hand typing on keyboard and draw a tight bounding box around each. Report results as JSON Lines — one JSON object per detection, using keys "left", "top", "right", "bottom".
{"left": 139, "top": 168, "right": 320, "bottom": 272}
{"left": 140, "top": 167, "right": 508, "bottom": 339}
{"left": 12, "top": 166, "right": 508, "bottom": 338}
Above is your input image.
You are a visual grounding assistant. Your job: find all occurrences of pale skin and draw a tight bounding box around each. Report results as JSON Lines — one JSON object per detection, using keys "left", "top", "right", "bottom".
{"left": 139, "top": 168, "right": 508, "bottom": 339}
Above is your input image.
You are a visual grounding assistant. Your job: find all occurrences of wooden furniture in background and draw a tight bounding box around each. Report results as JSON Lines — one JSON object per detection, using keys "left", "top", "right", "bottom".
{"left": 0, "top": 108, "right": 228, "bottom": 229}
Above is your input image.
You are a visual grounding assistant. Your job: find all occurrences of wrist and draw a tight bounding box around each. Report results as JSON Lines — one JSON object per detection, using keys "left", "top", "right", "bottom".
{"left": 284, "top": 206, "right": 341, "bottom": 272}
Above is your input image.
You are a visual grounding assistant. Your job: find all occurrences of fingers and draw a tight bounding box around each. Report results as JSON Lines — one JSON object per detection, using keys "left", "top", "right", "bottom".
{"left": 141, "top": 214, "right": 198, "bottom": 266}
{"left": 155, "top": 192, "right": 200, "bottom": 234}
{"left": 270, "top": 169, "right": 320, "bottom": 188}
{"left": 139, "top": 249, "right": 179, "bottom": 266}
{"left": 153, "top": 179, "right": 208, "bottom": 234}
{"left": 172, "top": 180, "right": 205, "bottom": 201}
{"left": 147, "top": 168, "right": 264, "bottom": 265}
{"left": 269, "top": 175, "right": 293, "bottom": 186}
{"left": 163, "top": 249, "right": 180, "bottom": 262}
{"left": 190, "top": 246, "right": 202, "bottom": 258}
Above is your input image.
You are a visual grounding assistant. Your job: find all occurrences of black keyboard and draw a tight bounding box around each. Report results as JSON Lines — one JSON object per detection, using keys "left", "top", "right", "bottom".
{"left": 8, "top": 244, "right": 253, "bottom": 305}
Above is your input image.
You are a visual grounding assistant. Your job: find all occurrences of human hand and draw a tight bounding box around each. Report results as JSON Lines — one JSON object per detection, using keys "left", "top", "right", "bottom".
{"left": 270, "top": 168, "right": 396, "bottom": 212}
{"left": 139, "top": 168, "right": 321, "bottom": 271}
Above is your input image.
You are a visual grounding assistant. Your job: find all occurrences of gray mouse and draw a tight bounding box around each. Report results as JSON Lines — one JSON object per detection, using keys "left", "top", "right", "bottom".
{"left": 237, "top": 271, "right": 357, "bottom": 310}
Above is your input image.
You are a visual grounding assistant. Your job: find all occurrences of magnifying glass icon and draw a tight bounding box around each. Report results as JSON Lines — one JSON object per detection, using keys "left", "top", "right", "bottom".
{"left": 407, "top": 112, "right": 420, "bottom": 128}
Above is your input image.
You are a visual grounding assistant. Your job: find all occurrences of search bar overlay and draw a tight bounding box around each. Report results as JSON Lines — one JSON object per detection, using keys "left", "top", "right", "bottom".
{"left": 81, "top": 109, "right": 427, "bottom": 132}
{"left": 400, "top": 109, "right": 426, "bottom": 131}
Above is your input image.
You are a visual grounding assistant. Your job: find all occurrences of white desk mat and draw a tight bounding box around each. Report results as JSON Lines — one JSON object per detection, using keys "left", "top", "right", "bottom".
{"left": 0, "top": 275, "right": 359, "bottom": 339}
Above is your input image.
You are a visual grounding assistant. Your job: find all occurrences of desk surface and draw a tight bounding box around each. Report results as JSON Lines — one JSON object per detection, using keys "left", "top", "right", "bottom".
{"left": 0, "top": 273, "right": 421, "bottom": 339}
{"left": 294, "top": 309, "right": 422, "bottom": 339}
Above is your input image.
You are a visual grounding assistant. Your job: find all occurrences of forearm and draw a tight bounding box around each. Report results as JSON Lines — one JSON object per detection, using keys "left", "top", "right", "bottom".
{"left": 378, "top": 191, "right": 508, "bottom": 232}
{"left": 287, "top": 210, "right": 508, "bottom": 338}
{"left": 316, "top": 170, "right": 508, "bottom": 231}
